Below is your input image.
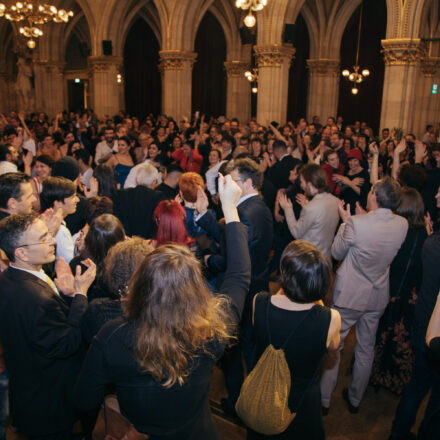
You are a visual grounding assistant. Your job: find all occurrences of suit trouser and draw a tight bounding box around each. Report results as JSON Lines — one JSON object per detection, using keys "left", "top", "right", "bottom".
{"left": 320, "top": 306, "right": 384, "bottom": 407}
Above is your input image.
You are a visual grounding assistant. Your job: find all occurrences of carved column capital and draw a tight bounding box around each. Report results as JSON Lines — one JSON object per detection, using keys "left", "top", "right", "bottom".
{"left": 381, "top": 38, "right": 424, "bottom": 66}
{"left": 88, "top": 56, "right": 123, "bottom": 73}
{"left": 224, "top": 61, "right": 250, "bottom": 78}
{"left": 254, "top": 45, "right": 295, "bottom": 68}
{"left": 158, "top": 50, "right": 197, "bottom": 71}
{"left": 33, "top": 60, "right": 67, "bottom": 76}
{"left": 306, "top": 58, "right": 340, "bottom": 77}
{"left": 420, "top": 57, "right": 440, "bottom": 77}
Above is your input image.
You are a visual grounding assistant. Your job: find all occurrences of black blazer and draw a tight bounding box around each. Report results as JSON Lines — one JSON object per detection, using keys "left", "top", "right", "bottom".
{"left": 0, "top": 267, "right": 87, "bottom": 436}
{"left": 198, "top": 195, "right": 273, "bottom": 294}
{"left": 113, "top": 186, "right": 165, "bottom": 238}
{"left": 266, "top": 155, "right": 301, "bottom": 191}
{"left": 74, "top": 222, "right": 251, "bottom": 440}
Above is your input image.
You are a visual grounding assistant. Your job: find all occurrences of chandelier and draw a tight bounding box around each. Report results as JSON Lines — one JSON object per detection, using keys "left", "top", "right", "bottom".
{"left": 235, "top": 0, "right": 267, "bottom": 28}
{"left": 0, "top": 1, "right": 73, "bottom": 49}
{"left": 341, "top": 4, "right": 370, "bottom": 95}
{"left": 244, "top": 68, "right": 259, "bottom": 94}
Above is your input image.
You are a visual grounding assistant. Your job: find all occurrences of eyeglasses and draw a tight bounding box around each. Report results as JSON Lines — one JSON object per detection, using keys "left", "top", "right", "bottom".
{"left": 19, "top": 233, "right": 54, "bottom": 248}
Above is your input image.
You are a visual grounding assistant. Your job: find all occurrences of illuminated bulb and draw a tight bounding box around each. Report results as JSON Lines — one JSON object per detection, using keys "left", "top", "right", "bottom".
{"left": 235, "top": 0, "right": 242, "bottom": 7}
{"left": 252, "top": 87, "right": 258, "bottom": 93}
{"left": 244, "top": 70, "right": 252, "bottom": 77}
{"left": 362, "top": 69, "right": 370, "bottom": 77}
{"left": 243, "top": 12, "right": 256, "bottom": 28}
{"left": 356, "top": 76, "right": 363, "bottom": 83}
{"left": 351, "top": 87, "right": 358, "bottom": 95}
{"left": 342, "top": 69, "right": 350, "bottom": 77}
{"left": 27, "top": 39, "right": 36, "bottom": 49}
{"left": 19, "top": 27, "right": 24, "bottom": 33}
{"left": 16, "top": 2, "right": 23, "bottom": 8}
{"left": 348, "top": 73, "right": 355, "bottom": 81}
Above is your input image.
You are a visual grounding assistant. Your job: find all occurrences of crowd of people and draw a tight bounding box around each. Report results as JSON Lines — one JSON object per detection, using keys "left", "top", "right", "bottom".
{"left": 0, "top": 109, "right": 439, "bottom": 440}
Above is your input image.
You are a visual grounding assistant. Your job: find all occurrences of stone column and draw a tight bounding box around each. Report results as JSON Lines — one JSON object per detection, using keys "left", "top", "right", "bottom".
{"left": 412, "top": 57, "right": 440, "bottom": 137}
{"left": 159, "top": 50, "right": 197, "bottom": 121}
{"left": 224, "top": 61, "right": 251, "bottom": 123}
{"left": 306, "top": 59, "right": 340, "bottom": 123}
{"left": 0, "top": 71, "right": 9, "bottom": 113}
{"left": 33, "top": 60, "right": 66, "bottom": 117}
{"left": 254, "top": 44, "right": 295, "bottom": 125}
{"left": 379, "top": 38, "right": 424, "bottom": 132}
{"left": 88, "top": 56, "right": 123, "bottom": 117}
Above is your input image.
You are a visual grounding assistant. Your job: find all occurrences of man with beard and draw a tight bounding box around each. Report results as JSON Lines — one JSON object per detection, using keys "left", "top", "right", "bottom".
{"left": 94, "top": 127, "right": 117, "bottom": 165}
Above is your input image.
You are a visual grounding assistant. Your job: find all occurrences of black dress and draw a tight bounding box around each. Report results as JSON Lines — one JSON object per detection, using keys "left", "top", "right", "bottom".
{"left": 248, "top": 292, "right": 331, "bottom": 440}
{"left": 371, "top": 227, "right": 428, "bottom": 394}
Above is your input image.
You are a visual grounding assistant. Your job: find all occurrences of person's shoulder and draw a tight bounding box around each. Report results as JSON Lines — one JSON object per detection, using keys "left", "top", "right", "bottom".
{"left": 95, "top": 315, "right": 130, "bottom": 343}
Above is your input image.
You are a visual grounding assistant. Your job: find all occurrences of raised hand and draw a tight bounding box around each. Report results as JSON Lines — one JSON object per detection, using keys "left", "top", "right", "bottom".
{"left": 369, "top": 142, "right": 379, "bottom": 156}
{"left": 74, "top": 258, "right": 96, "bottom": 295}
{"left": 195, "top": 185, "right": 209, "bottom": 215}
{"left": 395, "top": 139, "right": 406, "bottom": 155}
{"left": 355, "top": 201, "right": 366, "bottom": 215}
{"left": 279, "top": 193, "right": 293, "bottom": 211}
{"left": 40, "top": 208, "right": 63, "bottom": 237}
{"left": 295, "top": 193, "right": 309, "bottom": 207}
{"left": 54, "top": 257, "right": 75, "bottom": 296}
{"left": 218, "top": 174, "right": 242, "bottom": 207}
{"left": 84, "top": 176, "right": 98, "bottom": 198}
{"left": 352, "top": 177, "right": 364, "bottom": 187}
{"left": 338, "top": 199, "right": 351, "bottom": 223}
{"left": 22, "top": 150, "right": 34, "bottom": 167}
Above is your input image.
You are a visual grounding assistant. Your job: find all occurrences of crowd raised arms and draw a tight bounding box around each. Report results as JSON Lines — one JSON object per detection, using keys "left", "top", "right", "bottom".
{"left": 0, "top": 109, "right": 439, "bottom": 439}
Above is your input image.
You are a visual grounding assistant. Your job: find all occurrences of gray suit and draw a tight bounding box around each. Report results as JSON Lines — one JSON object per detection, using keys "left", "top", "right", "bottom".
{"left": 284, "top": 192, "right": 340, "bottom": 263}
{"left": 320, "top": 208, "right": 408, "bottom": 408}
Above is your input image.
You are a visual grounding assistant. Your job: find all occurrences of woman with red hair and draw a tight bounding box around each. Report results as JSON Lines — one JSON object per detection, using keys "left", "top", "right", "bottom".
{"left": 150, "top": 200, "right": 192, "bottom": 248}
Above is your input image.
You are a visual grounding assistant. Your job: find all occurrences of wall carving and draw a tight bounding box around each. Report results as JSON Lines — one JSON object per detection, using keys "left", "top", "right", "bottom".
{"left": 224, "top": 61, "right": 250, "bottom": 78}
{"left": 254, "top": 45, "right": 295, "bottom": 68}
{"left": 88, "top": 56, "right": 123, "bottom": 73}
{"left": 158, "top": 51, "right": 197, "bottom": 71}
{"left": 381, "top": 38, "right": 423, "bottom": 65}
{"left": 306, "top": 58, "right": 340, "bottom": 77}
{"left": 420, "top": 57, "right": 440, "bottom": 77}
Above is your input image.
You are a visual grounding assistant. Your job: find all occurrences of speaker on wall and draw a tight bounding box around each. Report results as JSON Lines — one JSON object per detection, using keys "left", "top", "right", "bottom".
{"left": 239, "top": 26, "right": 254, "bottom": 45}
{"left": 283, "top": 24, "right": 296, "bottom": 44}
{"left": 102, "top": 40, "right": 113, "bottom": 56}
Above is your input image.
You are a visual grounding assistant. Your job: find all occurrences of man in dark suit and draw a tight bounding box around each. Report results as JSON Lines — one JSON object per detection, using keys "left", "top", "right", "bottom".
{"left": 195, "top": 158, "right": 273, "bottom": 414}
{"left": 113, "top": 163, "right": 165, "bottom": 238}
{"left": 0, "top": 213, "right": 96, "bottom": 439}
{"left": 266, "top": 140, "right": 302, "bottom": 191}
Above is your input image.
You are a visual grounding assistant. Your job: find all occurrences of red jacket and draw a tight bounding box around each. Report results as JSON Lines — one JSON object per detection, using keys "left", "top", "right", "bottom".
{"left": 172, "top": 147, "right": 203, "bottom": 174}
{"left": 322, "top": 163, "right": 345, "bottom": 196}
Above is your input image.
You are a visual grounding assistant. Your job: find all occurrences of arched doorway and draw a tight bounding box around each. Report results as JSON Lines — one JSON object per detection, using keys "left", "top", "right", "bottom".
{"left": 124, "top": 17, "right": 161, "bottom": 120}
{"left": 286, "top": 13, "right": 310, "bottom": 123}
{"left": 337, "top": 0, "right": 386, "bottom": 134}
{"left": 192, "top": 11, "right": 227, "bottom": 118}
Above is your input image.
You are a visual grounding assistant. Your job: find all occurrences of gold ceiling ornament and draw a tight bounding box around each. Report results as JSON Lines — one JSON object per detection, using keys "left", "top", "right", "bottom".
{"left": 0, "top": 1, "right": 73, "bottom": 49}
{"left": 235, "top": 0, "right": 267, "bottom": 28}
{"left": 341, "top": 3, "right": 370, "bottom": 95}
{"left": 244, "top": 67, "right": 259, "bottom": 93}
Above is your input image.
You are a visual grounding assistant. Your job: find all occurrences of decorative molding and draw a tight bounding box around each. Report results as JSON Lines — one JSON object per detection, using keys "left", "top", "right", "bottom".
{"left": 381, "top": 38, "right": 423, "bottom": 66}
{"left": 420, "top": 57, "right": 440, "bottom": 77}
{"left": 88, "top": 56, "right": 123, "bottom": 73}
{"left": 254, "top": 45, "right": 295, "bottom": 68}
{"left": 34, "top": 60, "right": 66, "bottom": 76}
{"left": 158, "top": 50, "right": 197, "bottom": 71}
{"left": 306, "top": 58, "right": 340, "bottom": 77}
{"left": 224, "top": 61, "right": 250, "bottom": 78}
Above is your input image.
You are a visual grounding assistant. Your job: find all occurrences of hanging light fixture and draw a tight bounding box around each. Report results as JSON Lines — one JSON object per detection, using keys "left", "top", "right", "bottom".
{"left": 0, "top": 1, "right": 74, "bottom": 49}
{"left": 235, "top": 0, "right": 268, "bottom": 28}
{"left": 341, "top": 3, "right": 370, "bottom": 95}
{"left": 244, "top": 68, "right": 259, "bottom": 93}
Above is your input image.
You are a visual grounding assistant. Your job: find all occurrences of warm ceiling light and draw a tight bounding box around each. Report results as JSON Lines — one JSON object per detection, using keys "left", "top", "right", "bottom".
{"left": 351, "top": 88, "right": 359, "bottom": 95}
{"left": 342, "top": 69, "right": 350, "bottom": 77}
{"left": 243, "top": 12, "right": 256, "bottom": 28}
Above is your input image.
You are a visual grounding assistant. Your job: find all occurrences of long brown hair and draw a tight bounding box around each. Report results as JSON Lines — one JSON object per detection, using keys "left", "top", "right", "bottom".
{"left": 124, "top": 244, "right": 232, "bottom": 388}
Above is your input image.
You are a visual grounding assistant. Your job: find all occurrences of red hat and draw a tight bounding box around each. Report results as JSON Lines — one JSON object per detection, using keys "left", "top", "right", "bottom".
{"left": 347, "top": 148, "right": 363, "bottom": 162}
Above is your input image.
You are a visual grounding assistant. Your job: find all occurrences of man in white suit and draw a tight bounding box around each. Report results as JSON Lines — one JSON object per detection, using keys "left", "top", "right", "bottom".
{"left": 320, "top": 176, "right": 408, "bottom": 413}
{"left": 279, "top": 163, "right": 340, "bottom": 263}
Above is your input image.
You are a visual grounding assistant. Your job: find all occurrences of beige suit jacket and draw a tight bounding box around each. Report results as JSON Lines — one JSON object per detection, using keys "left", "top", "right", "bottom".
{"left": 331, "top": 208, "right": 408, "bottom": 312}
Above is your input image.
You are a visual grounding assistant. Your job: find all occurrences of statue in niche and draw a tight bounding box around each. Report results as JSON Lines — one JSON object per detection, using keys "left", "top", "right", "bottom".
{"left": 15, "top": 56, "right": 35, "bottom": 112}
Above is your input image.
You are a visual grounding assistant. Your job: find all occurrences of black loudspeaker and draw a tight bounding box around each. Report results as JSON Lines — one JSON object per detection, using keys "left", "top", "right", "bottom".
{"left": 239, "top": 26, "right": 254, "bottom": 45}
{"left": 102, "top": 40, "right": 112, "bottom": 56}
{"left": 283, "top": 24, "right": 296, "bottom": 44}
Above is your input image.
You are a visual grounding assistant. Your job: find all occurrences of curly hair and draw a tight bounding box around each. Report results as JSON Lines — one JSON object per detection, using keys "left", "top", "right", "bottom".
{"left": 124, "top": 244, "right": 233, "bottom": 388}
{"left": 104, "top": 237, "right": 154, "bottom": 299}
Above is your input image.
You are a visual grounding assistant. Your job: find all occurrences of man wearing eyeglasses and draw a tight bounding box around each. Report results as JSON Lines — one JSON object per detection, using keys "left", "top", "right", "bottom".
{"left": 0, "top": 213, "right": 96, "bottom": 439}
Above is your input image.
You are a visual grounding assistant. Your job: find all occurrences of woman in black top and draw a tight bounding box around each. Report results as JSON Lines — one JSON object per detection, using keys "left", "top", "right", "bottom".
{"left": 74, "top": 175, "right": 251, "bottom": 439}
{"left": 248, "top": 240, "right": 341, "bottom": 440}
{"left": 333, "top": 147, "right": 371, "bottom": 214}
